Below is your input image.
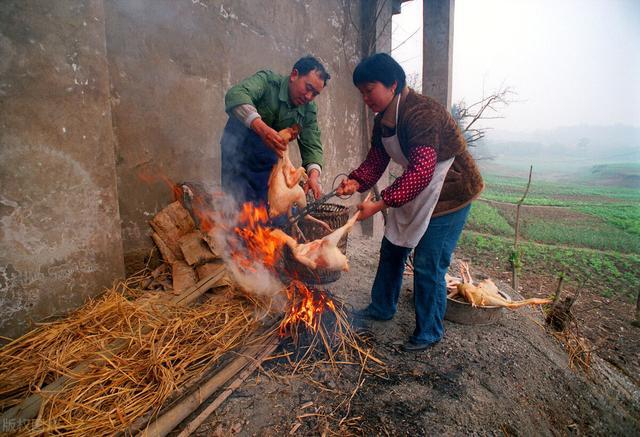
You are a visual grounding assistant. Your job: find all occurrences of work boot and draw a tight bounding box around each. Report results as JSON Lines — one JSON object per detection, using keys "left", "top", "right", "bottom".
{"left": 352, "top": 306, "right": 393, "bottom": 321}
{"left": 400, "top": 339, "right": 438, "bottom": 352}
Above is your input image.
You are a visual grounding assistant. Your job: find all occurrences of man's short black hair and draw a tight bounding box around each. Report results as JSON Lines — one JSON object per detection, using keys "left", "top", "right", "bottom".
{"left": 293, "top": 56, "right": 331, "bottom": 86}
{"left": 353, "top": 53, "right": 406, "bottom": 95}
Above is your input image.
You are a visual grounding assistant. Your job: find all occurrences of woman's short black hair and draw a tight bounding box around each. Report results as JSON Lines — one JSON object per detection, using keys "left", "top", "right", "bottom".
{"left": 293, "top": 56, "right": 331, "bottom": 86}
{"left": 352, "top": 53, "right": 406, "bottom": 94}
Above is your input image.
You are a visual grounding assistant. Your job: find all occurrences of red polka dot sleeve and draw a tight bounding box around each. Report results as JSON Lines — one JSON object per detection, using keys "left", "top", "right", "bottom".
{"left": 381, "top": 146, "right": 437, "bottom": 207}
{"left": 348, "top": 146, "right": 390, "bottom": 192}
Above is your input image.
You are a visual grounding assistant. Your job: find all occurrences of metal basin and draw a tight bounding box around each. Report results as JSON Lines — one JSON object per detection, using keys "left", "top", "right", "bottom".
{"left": 445, "top": 289, "right": 511, "bottom": 325}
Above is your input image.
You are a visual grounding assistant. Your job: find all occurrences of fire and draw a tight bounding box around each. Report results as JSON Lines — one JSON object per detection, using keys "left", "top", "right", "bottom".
{"left": 279, "top": 280, "right": 336, "bottom": 335}
{"left": 231, "top": 203, "right": 288, "bottom": 270}
{"left": 137, "top": 171, "right": 183, "bottom": 200}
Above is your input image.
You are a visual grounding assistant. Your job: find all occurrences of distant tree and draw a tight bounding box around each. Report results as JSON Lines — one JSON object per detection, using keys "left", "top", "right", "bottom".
{"left": 451, "top": 85, "right": 517, "bottom": 147}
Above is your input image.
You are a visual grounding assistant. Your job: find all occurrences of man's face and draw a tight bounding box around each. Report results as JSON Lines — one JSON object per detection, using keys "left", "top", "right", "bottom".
{"left": 288, "top": 69, "right": 325, "bottom": 106}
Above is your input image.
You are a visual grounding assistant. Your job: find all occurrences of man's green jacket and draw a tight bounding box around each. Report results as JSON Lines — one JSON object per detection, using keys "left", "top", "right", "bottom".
{"left": 225, "top": 70, "right": 323, "bottom": 170}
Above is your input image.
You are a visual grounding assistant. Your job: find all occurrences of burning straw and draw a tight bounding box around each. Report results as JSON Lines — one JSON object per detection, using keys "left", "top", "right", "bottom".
{"left": 278, "top": 280, "right": 383, "bottom": 375}
{"left": 0, "top": 271, "right": 268, "bottom": 436}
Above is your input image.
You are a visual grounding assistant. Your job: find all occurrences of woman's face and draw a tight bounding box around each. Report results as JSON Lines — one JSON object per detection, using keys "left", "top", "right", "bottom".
{"left": 357, "top": 81, "right": 397, "bottom": 113}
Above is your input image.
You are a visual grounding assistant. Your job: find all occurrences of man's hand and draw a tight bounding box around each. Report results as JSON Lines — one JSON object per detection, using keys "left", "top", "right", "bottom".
{"left": 304, "top": 168, "right": 323, "bottom": 200}
{"left": 251, "top": 118, "right": 287, "bottom": 157}
{"left": 357, "top": 198, "right": 385, "bottom": 221}
{"left": 336, "top": 178, "right": 360, "bottom": 196}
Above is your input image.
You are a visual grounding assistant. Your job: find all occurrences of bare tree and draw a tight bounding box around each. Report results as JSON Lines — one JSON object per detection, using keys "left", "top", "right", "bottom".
{"left": 452, "top": 85, "right": 517, "bottom": 147}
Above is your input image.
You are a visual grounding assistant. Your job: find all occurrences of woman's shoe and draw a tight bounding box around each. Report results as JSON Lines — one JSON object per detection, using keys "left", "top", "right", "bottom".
{"left": 400, "top": 340, "right": 437, "bottom": 352}
{"left": 352, "top": 307, "right": 392, "bottom": 321}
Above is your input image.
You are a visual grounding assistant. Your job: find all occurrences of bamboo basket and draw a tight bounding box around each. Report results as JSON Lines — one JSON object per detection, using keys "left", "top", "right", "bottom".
{"left": 284, "top": 203, "right": 350, "bottom": 284}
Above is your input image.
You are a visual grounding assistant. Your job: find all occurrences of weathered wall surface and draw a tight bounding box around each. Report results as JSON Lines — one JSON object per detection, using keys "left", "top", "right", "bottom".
{"left": 0, "top": 1, "right": 125, "bottom": 338}
{"left": 0, "top": 0, "right": 385, "bottom": 338}
{"left": 103, "top": 0, "right": 369, "bottom": 265}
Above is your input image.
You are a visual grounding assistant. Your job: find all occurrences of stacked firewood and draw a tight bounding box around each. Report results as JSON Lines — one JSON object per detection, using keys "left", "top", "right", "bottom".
{"left": 149, "top": 201, "right": 223, "bottom": 291}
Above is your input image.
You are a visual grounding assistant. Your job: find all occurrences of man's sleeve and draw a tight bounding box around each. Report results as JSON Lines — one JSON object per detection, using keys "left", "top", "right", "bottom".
{"left": 224, "top": 70, "right": 270, "bottom": 113}
{"left": 297, "top": 102, "right": 324, "bottom": 172}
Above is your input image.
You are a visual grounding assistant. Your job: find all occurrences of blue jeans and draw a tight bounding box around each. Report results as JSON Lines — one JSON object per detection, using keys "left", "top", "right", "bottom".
{"left": 368, "top": 204, "right": 471, "bottom": 344}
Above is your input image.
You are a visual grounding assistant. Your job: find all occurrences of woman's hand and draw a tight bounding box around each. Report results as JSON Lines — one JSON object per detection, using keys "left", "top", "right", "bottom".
{"left": 336, "top": 178, "right": 360, "bottom": 196}
{"left": 357, "top": 198, "right": 385, "bottom": 221}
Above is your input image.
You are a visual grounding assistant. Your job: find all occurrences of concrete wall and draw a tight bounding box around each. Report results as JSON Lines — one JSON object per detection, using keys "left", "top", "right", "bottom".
{"left": 0, "top": 0, "right": 376, "bottom": 338}
{"left": 104, "top": 0, "right": 369, "bottom": 266}
{"left": 0, "top": 1, "right": 124, "bottom": 338}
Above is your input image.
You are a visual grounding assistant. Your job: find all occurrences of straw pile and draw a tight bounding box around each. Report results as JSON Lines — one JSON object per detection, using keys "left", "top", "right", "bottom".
{"left": 0, "top": 271, "right": 269, "bottom": 436}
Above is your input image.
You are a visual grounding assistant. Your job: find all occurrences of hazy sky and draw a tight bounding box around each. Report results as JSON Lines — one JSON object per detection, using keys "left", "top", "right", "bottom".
{"left": 392, "top": 0, "right": 640, "bottom": 132}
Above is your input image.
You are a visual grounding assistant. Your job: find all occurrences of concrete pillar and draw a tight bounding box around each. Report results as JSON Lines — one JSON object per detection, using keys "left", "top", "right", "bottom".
{"left": 422, "top": 0, "right": 455, "bottom": 109}
{"left": 359, "top": 0, "right": 393, "bottom": 238}
{"left": 0, "top": 1, "right": 124, "bottom": 339}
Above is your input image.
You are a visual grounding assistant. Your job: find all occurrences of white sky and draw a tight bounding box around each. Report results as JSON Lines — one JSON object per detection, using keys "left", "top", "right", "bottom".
{"left": 392, "top": 0, "right": 640, "bottom": 132}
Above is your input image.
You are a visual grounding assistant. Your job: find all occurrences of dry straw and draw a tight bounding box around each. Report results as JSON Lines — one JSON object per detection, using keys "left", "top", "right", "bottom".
{"left": 0, "top": 270, "right": 267, "bottom": 436}
{"left": 1, "top": 269, "right": 384, "bottom": 435}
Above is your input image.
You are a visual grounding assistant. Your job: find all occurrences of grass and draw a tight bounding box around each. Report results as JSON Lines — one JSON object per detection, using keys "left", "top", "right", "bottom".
{"left": 465, "top": 201, "right": 513, "bottom": 237}
{"left": 480, "top": 174, "right": 640, "bottom": 206}
{"left": 574, "top": 204, "right": 640, "bottom": 237}
{"left": 458, "top": 231, "right": 639, "bottom": 300}
{"left": 461, "top": 169, "right": 640, "bottom": 300}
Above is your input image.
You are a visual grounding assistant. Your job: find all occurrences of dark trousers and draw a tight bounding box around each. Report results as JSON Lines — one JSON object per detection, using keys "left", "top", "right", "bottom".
{"left": 368, "top": 204, "right": 472, "bottom": 344}
{"left": 220, "top": 117, "right": 277, "bottom": 206}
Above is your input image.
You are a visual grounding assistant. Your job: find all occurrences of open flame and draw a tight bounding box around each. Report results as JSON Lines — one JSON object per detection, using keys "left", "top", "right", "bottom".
{"left": 279, "top": 280, "right": 336, "bottom": 335}
{"left": 137, "top": 172, "right": 337, "bottom": 328}
{"left": 231, "top": 203, "right": 287, "bottom": 271}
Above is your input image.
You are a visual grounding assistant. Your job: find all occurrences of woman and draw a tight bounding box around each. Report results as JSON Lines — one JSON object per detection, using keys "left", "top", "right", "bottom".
{"left": 337, "top": 53, "right": 484, "bottom": 351}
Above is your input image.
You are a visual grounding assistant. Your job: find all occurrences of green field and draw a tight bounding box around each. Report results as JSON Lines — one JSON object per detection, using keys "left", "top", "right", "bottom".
{"left": 459, "top": 169, "right": 640, "bottom": 300}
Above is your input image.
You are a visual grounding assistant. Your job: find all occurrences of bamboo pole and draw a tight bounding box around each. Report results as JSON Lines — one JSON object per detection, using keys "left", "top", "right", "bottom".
{"left": 0, "top": 266, "right": 227, "bottom": 423}
{"left": 138, "top": 332, "right": 280, "bottom": 437}
{"left": 175, "top": 335, "right": 281, "bottom": 437}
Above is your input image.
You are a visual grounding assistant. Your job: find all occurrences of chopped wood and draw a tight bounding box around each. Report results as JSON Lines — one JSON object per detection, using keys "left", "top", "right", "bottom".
{"left": 152, "top": 232, "right": 178, "bottom": 263}
{"left": 149, "top": 201, "right": 195, "bottom": 256}
{"left": 203, "top": 232, "right": 221, "bottom": 258}
{"left": 172, "top": 261, "right": 197, "bottom": 291}
{"left": 196, "top": 260, "right": 225, "bottom": 282}
{"left": 178, "top": 231, "right": 219, "bottom": 266}
{"left": 142, "top": 264, "right": 169, "bottom": 289}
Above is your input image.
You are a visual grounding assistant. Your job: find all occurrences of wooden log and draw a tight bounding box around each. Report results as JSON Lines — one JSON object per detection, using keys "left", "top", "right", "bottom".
{"left": 149, "top": 202, "right": 195, "bottom": 257}
{"left": 202, "top": 232, "right": 221, "bottom": 258}
{"left": 172, "top": 261, "right": 197, "bottom": 292}
{"left": 0, "top": 266, "right": 227, "bottom": 423}
{"left": 138, "top": 333, "right": 280, "bottom": 437}
{"left": 195, "top": 260, "right": 225, "bottom": 282}
{"left": 178, "top": 231, "right": 218, "bottom": 266}
{"left": 175, "top": 336, "right": 280, "bottom": 437}
{"left": 151, "top": 233, "right": 177, "bottom": 264}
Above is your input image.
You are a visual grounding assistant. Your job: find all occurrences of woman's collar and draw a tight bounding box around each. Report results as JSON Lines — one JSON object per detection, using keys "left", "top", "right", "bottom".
{"left": 380, "top": 87, "right": 409, "bottom": 128}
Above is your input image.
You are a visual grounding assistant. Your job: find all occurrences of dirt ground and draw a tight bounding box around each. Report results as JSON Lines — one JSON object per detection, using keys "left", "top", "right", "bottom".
{"left": 188, "top": 235, "right": 639, "bottom": 436}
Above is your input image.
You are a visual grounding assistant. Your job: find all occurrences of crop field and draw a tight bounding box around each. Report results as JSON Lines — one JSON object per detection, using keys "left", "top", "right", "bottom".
{"left": 458, "top": 170, "right": 640, "bottom": 300}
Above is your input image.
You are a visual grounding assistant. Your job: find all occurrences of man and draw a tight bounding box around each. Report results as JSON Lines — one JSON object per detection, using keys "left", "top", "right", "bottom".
{"left": 221, "top": 56, "right": 330, "bottom": 208}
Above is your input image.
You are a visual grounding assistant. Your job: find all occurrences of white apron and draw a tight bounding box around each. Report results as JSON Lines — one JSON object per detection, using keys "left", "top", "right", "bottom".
{"left": 382, "top": 97, "right": 454, "bottom": 248}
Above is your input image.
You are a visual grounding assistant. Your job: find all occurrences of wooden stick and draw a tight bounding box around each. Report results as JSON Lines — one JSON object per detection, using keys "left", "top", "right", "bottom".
{"left": 511, "top": 165, "right": 533, "bottom": 292}
{"left": 552, "top": 272, "right": 565, "bottom": 305}
{"left": 0, "top": 266, "right": 227, "bottom": 423}
{"left": 175, "top": 335, "right": 281, "bottom": 437}
{"left": 138, "top": 332, "right": 280, "bottom": 437}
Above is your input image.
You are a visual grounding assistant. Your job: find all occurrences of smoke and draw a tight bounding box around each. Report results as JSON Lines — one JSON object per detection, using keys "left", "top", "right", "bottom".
{"left": 202, "top": 192, "right": 287, "bottom": 311}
